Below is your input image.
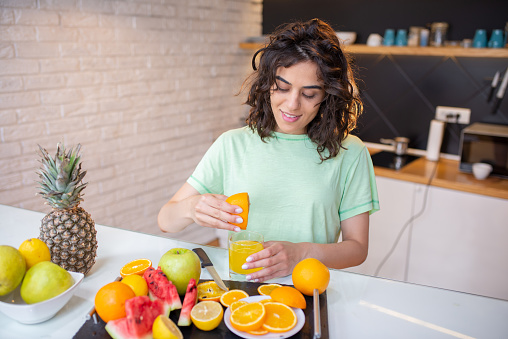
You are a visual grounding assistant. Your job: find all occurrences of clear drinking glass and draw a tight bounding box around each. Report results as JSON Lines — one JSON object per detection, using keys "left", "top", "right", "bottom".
{"left": 228, "top": 230, "right": 263, "bottom": 281}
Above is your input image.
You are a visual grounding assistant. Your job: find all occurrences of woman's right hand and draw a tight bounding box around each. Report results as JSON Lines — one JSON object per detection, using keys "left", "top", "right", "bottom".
{"left": 158, "top": 182, "right": 241, "bottom": 233}
{"left": 189, "top": 194, "right": 242, "bottom": 232}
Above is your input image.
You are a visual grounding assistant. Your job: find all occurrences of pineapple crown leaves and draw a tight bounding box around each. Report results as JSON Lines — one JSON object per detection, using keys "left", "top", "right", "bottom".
{"left": 37, "top": 143, "right": 88, "bottom": 209}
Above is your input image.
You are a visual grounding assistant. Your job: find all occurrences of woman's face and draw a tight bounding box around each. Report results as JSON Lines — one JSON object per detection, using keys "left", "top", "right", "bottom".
{"left": 270, "top": 61, "right": 325, "bottom": 135}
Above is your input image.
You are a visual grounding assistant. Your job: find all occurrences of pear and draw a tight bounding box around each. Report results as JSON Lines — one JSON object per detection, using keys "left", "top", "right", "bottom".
{"left": 20, "top": 261, "right": 73, "bottom": 304}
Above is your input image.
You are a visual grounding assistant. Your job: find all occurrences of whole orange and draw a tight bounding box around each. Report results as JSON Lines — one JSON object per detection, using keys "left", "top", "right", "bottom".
{"left": 292, "top": 258, "right": 330, "bottom": 296}
{"left": 94, "top": 281, "right": 136, "bottom": 322}
{"left": 226, "top": 192, "right": 249, "bottom": 230}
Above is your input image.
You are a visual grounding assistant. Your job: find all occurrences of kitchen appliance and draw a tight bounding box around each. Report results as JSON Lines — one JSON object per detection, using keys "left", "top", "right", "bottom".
{"left": 380, "top": 137, "right": 409, "bottom": 155}
{"left": 370, "top": 151, "right": 420, "bottom": 170}
{"left": 459, "top": 122, "right": 508, "bottom": 179}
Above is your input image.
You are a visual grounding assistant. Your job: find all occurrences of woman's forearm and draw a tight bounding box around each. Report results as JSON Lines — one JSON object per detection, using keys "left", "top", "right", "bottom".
{"left": 157, "top": 197, "right": 196, "bottom": 233}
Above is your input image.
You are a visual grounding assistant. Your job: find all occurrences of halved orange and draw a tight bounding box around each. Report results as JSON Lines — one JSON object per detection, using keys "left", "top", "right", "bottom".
{"left": 229, "top": 300, "right": 248, "bottom": 312}
{"left": 226, "top": 192, "right": 250, "bottom": 230}
{"left": 220, "top": 289, "right": 249, "bottom": 307}
{"left": 197, "top": 281, "right": 227, "bottom": 302}
{"left": 261, "top": 302, "right": 297, "bottom": 333}
{"left": 270, "top": 286, "right": 306, "bottom": 309}
{"left": 257, "top": 283, "right": 282, "bottom": 296}
{"left": 230, "top": 302, "right": 266, "bottom": 332}
{"left": 120, "top": 258, "right": 152, "bottom": 278}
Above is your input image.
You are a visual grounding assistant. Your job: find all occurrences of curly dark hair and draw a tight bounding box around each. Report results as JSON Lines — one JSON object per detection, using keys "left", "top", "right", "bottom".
{"left": 243, "top": 18, "right": 363, "bottom": 162}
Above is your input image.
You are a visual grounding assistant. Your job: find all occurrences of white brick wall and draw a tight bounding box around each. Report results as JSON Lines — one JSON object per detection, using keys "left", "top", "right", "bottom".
{"left": 0, "top": 0, "right": 262, "bottom": 245}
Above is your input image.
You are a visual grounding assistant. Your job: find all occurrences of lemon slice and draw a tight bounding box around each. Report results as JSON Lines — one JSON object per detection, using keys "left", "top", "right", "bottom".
{"left": 190, "top": 301, "right": 224, "bottom": 331}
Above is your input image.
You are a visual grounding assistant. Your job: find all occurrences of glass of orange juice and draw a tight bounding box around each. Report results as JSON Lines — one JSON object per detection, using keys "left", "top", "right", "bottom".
{"left": 228, "top": 230, "right": 263, "bottom": 281}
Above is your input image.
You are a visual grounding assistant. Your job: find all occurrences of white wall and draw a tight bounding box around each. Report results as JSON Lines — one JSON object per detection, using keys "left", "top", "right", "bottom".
{"left": 0, "top": 0, "right": 262, "bottom": 244}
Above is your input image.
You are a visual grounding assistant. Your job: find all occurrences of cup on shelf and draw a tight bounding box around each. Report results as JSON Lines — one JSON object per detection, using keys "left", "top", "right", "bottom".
{"left": 367, "top": 33, "right": 383, "bottom": 46}
{"left": 383, "top": 29, "right": 395, "bottom": 46}
{"left": 472, "top": 29, "right": 487, "bottom": 48}
{"left": 488, "top": 29, "right": 504, "bottom": 48}
{"left": 472, "top": 163, "right": 493, "bottom": 180}
{"left": 395, "top": 29, "right": 408, "bottom": 46}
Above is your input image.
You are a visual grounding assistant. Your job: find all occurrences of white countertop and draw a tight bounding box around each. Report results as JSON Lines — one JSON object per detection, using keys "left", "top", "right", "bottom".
{"left": 1, "top": 204, "right": 507, "bottom": 338}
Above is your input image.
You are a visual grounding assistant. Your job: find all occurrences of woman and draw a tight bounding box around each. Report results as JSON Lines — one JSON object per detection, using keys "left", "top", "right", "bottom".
{"left": 158, "top": 18, "right": 379, "bottom": 282}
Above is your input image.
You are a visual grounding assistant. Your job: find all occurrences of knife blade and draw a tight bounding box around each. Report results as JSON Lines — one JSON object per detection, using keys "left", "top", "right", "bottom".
{"left": 193, "top": 248, "right": 229, "bottom": 292}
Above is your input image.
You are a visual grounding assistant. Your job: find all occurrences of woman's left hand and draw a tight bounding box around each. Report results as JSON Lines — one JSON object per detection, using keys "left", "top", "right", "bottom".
{"left": 241, "top": 241, "right": 305, "bottom": 282}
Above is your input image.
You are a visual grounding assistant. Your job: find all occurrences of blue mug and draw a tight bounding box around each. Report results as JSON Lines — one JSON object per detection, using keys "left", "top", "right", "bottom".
{"left": 395, "top": 29, "right": 408, "bottom": 46}
{"left": 473, "top": 29, "right": 487, "bottom": 48}
{"left": 383, "top": 29, "right": 395, "bottom": 46}
{"left": 488, "top": 29, "right": 504, "bottom": 48}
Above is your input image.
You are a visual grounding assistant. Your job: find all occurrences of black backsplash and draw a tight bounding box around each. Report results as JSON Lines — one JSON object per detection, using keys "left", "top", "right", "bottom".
{"left": 353, "top": 54, "right": 508, "bottom": 155}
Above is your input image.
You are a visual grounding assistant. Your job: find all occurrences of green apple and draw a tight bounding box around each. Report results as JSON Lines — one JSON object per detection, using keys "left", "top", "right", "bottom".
{"left": 158, "top": 248, "right": 201, "bottom": 295}
{"left": 20, "top": 261, "right": 74, "bottom": 304}
{"left": 0, "top": 245, "right": 26, "bottom": 296}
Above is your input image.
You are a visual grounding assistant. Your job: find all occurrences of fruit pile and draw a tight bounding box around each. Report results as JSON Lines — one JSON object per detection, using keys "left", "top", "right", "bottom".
{"left": 95, "top": 251, "right": 330, "bottom": 339}
{"left": 0, "top": 238, "right": 75, "bottom": 304}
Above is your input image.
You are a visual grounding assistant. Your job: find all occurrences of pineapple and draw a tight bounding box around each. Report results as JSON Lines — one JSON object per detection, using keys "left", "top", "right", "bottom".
{"left": 37, "top": 143, "right": 97, "bottom": 275}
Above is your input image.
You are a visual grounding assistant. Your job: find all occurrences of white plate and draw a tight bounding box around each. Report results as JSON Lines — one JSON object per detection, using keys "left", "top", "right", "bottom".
{"left": 224, "top": 295, "right": 306, "bottom": 339}
{"left": 0, "top": 271, "right": 84, "bottom": 324}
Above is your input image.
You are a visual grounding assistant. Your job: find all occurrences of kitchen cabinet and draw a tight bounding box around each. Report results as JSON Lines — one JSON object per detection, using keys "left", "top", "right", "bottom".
{"left": 344, "top": 176, "right": 508, "bottom": 300}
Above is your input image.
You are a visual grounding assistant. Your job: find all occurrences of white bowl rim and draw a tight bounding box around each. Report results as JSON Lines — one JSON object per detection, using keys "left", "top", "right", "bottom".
{"left": 0, "top": 271, "right": 84, "bottom": 309}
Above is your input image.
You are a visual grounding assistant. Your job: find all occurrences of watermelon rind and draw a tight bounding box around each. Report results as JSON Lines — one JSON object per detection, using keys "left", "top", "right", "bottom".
{"left": 177, "top": 278, "right": 198, "bottom": 326}
{"left": 105, "top": 318, "right": 152, "bottom": 339}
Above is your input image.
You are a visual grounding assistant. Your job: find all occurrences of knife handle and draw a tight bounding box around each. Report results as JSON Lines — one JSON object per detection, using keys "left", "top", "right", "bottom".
{"left": 193, "top": 248, "right": 213, "bottom": 267}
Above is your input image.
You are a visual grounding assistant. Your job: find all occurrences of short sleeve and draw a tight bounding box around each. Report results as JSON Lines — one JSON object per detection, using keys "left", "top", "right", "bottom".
{"left": 187, "top": 134, "right": 226, "bottom": 195}
{"left": 338, "top": 146, "right": 380, "bottom": 221}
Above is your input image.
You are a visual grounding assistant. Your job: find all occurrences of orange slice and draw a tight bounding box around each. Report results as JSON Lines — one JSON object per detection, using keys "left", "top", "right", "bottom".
{"left": 229, "top": 300, "right": 248, "bottom": 312}
{"left": 197, "top": 281, "right": 227, "bottom": 302}
{"left": 220, "top": 289, "right": 249, "bottom": 307}
{"left": 257, "top": 283, "right": 282, "bottom": 296}
{"left": 270, "top": 286, "right": 306, "bottom": 309}
{"left": 120, "top": 258, "right": 152, "bottom": 278}
{"left": 226, "top": 192, "right": 250, "bottom": 230}
{"left": 261, "top": 302, "right": 297, "bottom": 333}
{"left": 230, "top": 302, "right": 266, "bottom": 332}
{"left": 247, "top": 328, "right": 269, "bottom": 335}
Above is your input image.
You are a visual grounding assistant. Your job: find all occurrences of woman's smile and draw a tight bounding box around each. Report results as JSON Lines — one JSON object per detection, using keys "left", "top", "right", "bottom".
{"left": 270, "top": 61, "right": 325, "bottom": 135}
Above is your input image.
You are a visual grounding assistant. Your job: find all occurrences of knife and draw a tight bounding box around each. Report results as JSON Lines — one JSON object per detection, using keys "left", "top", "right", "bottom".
{"left": 192, "top": 248, "right": 229, "bottom": 292}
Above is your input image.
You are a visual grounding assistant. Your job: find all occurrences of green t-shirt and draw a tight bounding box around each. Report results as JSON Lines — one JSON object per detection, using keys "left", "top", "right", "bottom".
{"left": 188, "top": 127, "right": 379, "bottom": 244}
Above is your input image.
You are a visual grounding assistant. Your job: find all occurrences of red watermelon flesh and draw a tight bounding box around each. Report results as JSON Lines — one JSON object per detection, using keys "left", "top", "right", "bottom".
{"left": 177, "top": 278, "right": 198, "bottom": 326}
{"left": 125, "top": 296, "right": 164, "bottom": 337}
{"left": 143, "top": 266, "right": 182, "bottom": 311}
{"left": 105, "top": 318, "right": 151, "bottom": 339}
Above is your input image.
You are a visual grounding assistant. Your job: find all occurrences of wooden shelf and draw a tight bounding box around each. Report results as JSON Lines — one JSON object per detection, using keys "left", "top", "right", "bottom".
{"left": 239, "top": 42, "right": 508, "bottom": 58}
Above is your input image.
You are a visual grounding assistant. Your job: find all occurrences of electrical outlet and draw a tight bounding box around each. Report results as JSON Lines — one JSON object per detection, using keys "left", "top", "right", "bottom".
{"left": 435, "top": 106, "right": 471, "bottom": 124}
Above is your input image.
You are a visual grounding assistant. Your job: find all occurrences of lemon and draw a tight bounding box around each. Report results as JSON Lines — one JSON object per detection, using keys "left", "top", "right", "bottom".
{"left": 0, "top": 245, "right": 26, "bottom": 296}
{"left": 18, "top": 238, "right": 51, "bottom": 270}
{"left": 190, "top": 301, "right": 224, "bottom": 331}
{"left": 152, "top": 315, "right": 183, "bottom": 339}
{"left": 121, "top": 275, "right": 148, "bottom": 296}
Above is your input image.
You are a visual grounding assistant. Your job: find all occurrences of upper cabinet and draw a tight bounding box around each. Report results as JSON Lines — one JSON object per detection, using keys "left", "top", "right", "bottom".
{"left": 239, "top": 42, "right": 508, "bottom": 58}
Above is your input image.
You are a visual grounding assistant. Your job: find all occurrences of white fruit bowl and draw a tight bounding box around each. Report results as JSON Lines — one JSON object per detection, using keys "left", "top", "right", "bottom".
{"left": 0, "top": 271, "right": 84, "bottom": 324}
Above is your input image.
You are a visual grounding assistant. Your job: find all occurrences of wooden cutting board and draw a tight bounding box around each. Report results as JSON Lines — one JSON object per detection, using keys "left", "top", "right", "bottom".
{"left": 73, "top": 280, "right": 329, "bottom": 339}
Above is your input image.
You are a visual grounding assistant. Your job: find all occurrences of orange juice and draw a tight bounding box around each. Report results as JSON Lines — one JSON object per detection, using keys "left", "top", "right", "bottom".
{"left": 229, "top": 240, "right": 263, "bottom": 275}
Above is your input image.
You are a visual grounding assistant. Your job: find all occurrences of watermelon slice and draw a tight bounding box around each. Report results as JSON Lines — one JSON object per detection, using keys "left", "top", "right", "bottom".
{"left": 177, "top": 278, "right": 198, "bottom": 326}
{"left": 105, "top": 296, "right": 164, "bottom": 339}
{"left": 143, "top": 266, "right": 182, "bottom": 312}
